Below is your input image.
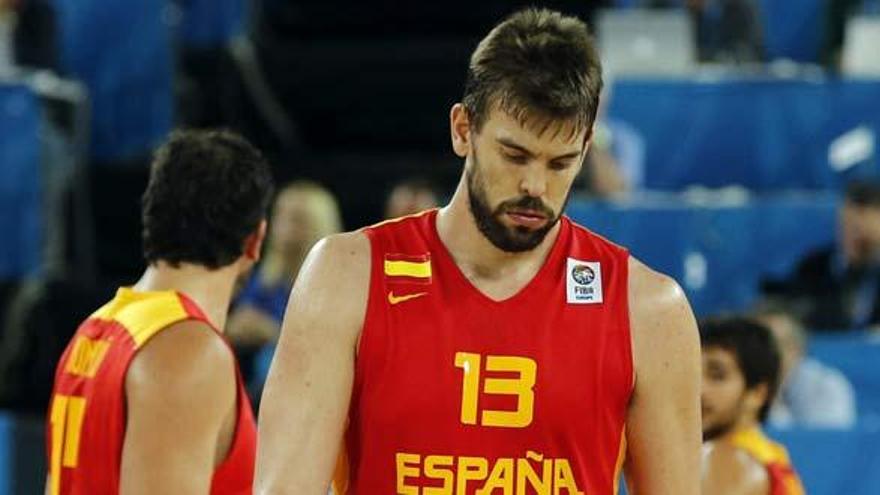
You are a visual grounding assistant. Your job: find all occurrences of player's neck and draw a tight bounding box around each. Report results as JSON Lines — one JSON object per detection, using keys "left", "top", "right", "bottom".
{"left": 132, "top": 262, "right": 239, "bottom": 331}
{"left": 437, "top": 183, "right": 561, "bottom": 279}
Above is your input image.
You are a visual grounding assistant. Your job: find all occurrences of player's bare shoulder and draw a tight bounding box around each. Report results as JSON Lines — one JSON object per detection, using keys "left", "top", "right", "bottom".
{"left": 126, "top": 319, "right": 236, "bottom": 399}
{"left": 286, "top": 231, "right": 371, "bottom": 343}
{"left": 626, "top": 255, "right": 700, "bottom": 395}
{"left": 627, "top": 256, "right": 699, "bottom": 353}
{"left": 702, "top": 441, "right": 770, "bottom": 495}
{"left": 628, "top": 256, "right": 693, "bottom": 327}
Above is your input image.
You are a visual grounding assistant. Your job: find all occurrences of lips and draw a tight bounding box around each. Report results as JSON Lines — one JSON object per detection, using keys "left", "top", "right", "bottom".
{"left": 506, "top": 209, "right": 548, "bottom": 229}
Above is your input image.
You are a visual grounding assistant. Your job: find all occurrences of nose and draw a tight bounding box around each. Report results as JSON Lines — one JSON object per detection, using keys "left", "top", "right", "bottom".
{"left": 519, "top": 164, "right": 547, "bottom": 198}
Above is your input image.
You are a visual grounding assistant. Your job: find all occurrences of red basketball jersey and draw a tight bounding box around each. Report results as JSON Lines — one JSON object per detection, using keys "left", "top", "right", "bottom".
{"left": 46, "top": 288, "right": 256, "bottom": 495}
{"left": 336, "top": 209, "right": 634, "bottom": 494}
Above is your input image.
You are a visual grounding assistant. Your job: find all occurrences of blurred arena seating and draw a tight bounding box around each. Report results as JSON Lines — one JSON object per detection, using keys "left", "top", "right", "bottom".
{"left": 607, "top": 77, "right": 880, "bottom": 191}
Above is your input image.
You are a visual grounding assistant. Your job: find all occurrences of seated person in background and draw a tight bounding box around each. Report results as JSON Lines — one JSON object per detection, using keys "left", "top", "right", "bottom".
{"left": 583, "top": 117, "right": 645, "bottom": 197}
{"left": 227, "top": 180, "right": 342, "bottom": 403}
{"left": 763, "top": 181, "right": 880, "bottom": 331}
{"left": 755, "top": 306, "right": 857, "bottom": 429}
{"left": 581, "top": 83, "right": 645, "bottom": 197}
{"left": 643, "top": 0, "right": 764, "bottom": 63}
{"left": 823, "top": 0, "right": 878, "bottom": 71}
{"left": 701, "top": 317, "right": 806, "bottom": 495}
{"left": 384, "top": 177, "right": 439, "bottom": 219}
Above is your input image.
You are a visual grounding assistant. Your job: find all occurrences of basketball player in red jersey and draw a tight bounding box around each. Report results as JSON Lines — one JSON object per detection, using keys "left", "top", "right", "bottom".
{"left": 256, "top": 8, "right": 701, "bottom": 494}
{"left": 45, "top": 130, "right": 274, "bottom": 494}
{"left": 701, "top": 318, "right": 806, "bottom": 495}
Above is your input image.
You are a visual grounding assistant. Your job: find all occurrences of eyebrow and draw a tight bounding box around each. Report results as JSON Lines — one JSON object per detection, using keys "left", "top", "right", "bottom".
{"left": 496, "top": 137, "right": 582, "bottom": 161}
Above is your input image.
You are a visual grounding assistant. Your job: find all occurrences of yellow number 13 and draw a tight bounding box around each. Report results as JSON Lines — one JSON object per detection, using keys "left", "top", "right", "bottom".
{"left": 49, "top": 394, "right": 86, "bottom": 495}
{"left": 454, "top": 352, "right": 537, "bottom": 428}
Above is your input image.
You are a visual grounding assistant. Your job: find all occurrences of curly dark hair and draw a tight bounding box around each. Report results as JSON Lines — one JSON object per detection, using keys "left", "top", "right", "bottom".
{"left": 700, "top": 317, "right": 782, "bottom": 423}
{"left": 141, "top": 129, "right": 274, "bottom": 269}
{"left": 462, "top": 8, "right": 603, "bottom": 138}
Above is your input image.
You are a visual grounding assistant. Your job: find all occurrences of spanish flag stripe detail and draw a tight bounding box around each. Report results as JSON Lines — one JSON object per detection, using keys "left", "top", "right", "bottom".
{"left": 384, "top": 259, "right": 432, "bottom": 279}
{"left": 91, "top": 290, "right": 190, "bottom": 348}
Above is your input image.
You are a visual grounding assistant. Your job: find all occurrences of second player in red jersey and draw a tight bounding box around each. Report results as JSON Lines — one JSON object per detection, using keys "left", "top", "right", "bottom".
{"left": 46, "top": 130, "right": 274, "bottom": 494}
{"left": 700, "top": 318, "right": 806, "bottom": 495}
{"left": 256, "top": 8, "right": 702, "bottom": 495}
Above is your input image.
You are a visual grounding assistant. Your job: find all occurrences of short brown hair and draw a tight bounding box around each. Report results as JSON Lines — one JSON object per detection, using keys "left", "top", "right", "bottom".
{"left": 462, "top": 8, "right": 603, "bottom": 138}
{"left": 142, "top": 129, "right": 274, "bottom": 269}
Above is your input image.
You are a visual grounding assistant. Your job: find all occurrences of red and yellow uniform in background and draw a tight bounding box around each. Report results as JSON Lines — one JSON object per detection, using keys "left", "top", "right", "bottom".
{"left": 46, "top": 288, "right": 255, "bottom": 495}
{"left": 730, "top": 427, "right": 806, "bottom": 495}
{"left": 336, "top": 209, "right": 634, "bottom": 494}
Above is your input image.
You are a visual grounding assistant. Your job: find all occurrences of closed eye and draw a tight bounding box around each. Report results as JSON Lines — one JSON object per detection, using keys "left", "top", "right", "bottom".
{"left": 503, "top": 152, "right": 529, "bottom": 165}
{"left": 549, "top": 160, "right": 574, "bottom": 171}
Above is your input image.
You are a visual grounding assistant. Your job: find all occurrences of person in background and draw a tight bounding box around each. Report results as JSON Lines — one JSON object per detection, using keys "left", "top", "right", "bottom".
{"left": 227, "top": 180, "right": 342, "bottom": 404}
{"left": 823, "top": 0, "right": 880, "bottom": 71}
{"left": 0, "top": 0, "right": 57, "bottom": 74}
{"left": 643, "top": 0, "right": 764, "bottom": 63}
{"left": 763, "top": 181, "right": 880, "bottom": 331}
{"left": 701, "top": 317, "right": 805, "bottom": 495}
{"left": 582, "top": 83, "right": 645, "bottom": 197}
{"left": 384, "top": 177, "right": 439, "bottom": 219}
{"left": 755, "top": 306, "right": 857, "bottom": 429}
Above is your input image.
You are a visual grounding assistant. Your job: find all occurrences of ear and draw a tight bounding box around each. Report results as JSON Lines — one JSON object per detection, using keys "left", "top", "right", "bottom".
{"left": 450, "top": 103, "right": 471, "bottom": 158}
{"left": 243, "top": 219, "right": 268, "bottom": 262}
{"left": 744, "top": 382, "right": 770, "bottom": 418}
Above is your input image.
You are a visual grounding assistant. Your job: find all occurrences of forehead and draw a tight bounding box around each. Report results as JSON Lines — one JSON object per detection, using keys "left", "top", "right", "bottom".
{"left": 479, "top": 106, "right": 588, "bottom": 151}
{"left": 702, "top": 346, "right": 741, "bottom": 372}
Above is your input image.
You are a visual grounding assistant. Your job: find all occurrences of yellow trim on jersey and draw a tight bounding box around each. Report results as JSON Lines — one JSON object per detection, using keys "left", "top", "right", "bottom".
{"left": 362, "top": 208, "right": 436, "bottom": 231}
{"left": 729, "top": 427, "right": 791, "bottom": 466}
{"left": 612, "top": 426, "right": 627, "bottom": 494}
{"left": 91, "top": 288, "right": 189, "bottom": 348}
{"left": 332, "top": 444, "right": 350, "bottom": 495}
{"left": 384, "top": 259, "right": 432, "bottom": 279}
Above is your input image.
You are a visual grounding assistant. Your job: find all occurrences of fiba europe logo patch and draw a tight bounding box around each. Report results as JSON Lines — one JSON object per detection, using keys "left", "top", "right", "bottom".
{"left": 571, "top": 264, "right": 595, "bottom": 285}
{"left": 566, "top": 258, "right": 603, "bottom": 304}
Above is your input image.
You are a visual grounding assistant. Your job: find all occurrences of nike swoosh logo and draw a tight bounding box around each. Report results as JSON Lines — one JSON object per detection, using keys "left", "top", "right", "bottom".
{"left": 388, "top": 291, "right": 428, "bottom": 305}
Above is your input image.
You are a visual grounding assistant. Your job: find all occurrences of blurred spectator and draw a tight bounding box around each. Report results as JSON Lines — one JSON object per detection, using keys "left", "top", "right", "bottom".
{"left": 0, "top": 0, "right": 57, "bottom": 74}
{"left": 756, "top": 307, "right": 857, "bottom": 429}
{"left": 823, "top": 0, "right": 880, "bottom": 71}
{"left": 763, "top": 181, "right": 880, "bottom": 331}
{"left": 227, "top": 181, "right": 342, "bottom": 403}
{"left": 384, "top": 177, "right": 439, "bottom": 219}
{"left": 583, "top": 120, "right": 644, "bottom": 197}
{"left": 582, "top": 82, "right": 645, "bottom": 197}
{"left": 644, "top": 0, "right": 764, "bottom": 62}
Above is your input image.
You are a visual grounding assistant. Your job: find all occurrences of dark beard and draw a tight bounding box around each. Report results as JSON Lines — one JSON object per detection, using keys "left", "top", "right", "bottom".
{"left": 702, "top": 398, "right": 747, "bottom": 441}
{"left": 702, "top": 421, "right": 736, "bottom": 442}
{"left": 466, "top": 155, "right": 568, "bottom": 253}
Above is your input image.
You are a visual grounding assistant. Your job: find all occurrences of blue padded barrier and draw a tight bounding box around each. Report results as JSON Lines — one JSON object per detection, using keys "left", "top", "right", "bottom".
{"left": 566, "top": 194, "right": 838, "bottom": 316}
{"left": 607, "top": 78, "right": 880, "bottom": 191}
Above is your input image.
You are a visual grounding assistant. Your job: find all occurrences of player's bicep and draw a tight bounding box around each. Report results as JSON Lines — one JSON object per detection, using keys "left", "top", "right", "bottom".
{"left": 624, "top": 260, "right": 702, "bottom": 495}
{"left": 120, "top": 322, "right": 236, "bottom": 495}
{"left": 255, "top": 233, "right": 369, "bottom": 494}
